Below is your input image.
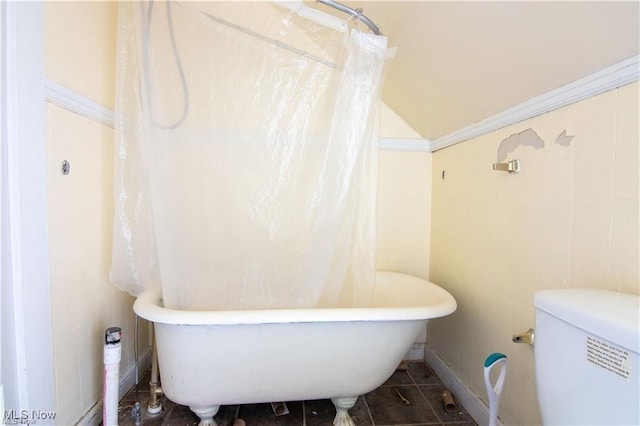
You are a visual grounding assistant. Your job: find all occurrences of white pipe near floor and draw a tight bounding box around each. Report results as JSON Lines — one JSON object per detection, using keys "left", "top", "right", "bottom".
{"left": 103, "top": 327, "right": 122, "bottom": 426}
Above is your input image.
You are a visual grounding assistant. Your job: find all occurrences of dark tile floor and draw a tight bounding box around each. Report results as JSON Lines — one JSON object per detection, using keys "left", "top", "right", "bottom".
{"left": 117, "top": 361, "right": 477, "bottom": 426}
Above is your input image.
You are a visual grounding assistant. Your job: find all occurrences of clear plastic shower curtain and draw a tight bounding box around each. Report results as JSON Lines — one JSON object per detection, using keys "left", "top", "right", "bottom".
{"left": 110, "top": 1, "right": 391, "bottom": 310}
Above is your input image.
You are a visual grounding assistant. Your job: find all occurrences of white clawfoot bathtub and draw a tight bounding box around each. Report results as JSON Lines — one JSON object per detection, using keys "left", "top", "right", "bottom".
{"left": 133, "top": 271, "right": 456, "bottom": 426}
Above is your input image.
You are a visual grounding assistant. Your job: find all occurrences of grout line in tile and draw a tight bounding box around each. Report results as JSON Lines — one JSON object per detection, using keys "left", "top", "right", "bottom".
{"left": 159, "top": 402, "right": 175, "bottom": 426}
{"left": 380, "top": 383, "right": 421, "bottom": 388}
{"left": 361, "top": 393, "right": 376, "bottom": 426}
{"left": 302, "top": 400, "right": 306, "bottom": 426}
{"left": 234, "top": 405, "right": 240, "bottom": 423}
{"left": 407, "top": 367, "right": 418, "bottom": 386}
{"left": 416, "top": 385, "right": 440, "bottom": 424}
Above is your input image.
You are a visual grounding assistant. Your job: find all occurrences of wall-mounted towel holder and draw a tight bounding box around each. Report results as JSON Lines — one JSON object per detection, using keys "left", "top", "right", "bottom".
{"left": 493, "top": 159, "right": 521, "bottom": 173}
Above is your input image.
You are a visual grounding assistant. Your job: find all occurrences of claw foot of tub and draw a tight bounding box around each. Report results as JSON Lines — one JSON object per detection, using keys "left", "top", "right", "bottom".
{"left": 331, "top": 396, "right": 358, "bottom": 426}
{"left": 190, "top": 405, "right": 220, "bottom": 426}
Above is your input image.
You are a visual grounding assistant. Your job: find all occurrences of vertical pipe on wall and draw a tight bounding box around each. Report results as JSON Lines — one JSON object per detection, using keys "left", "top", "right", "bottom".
{"left": 103, "top": 327, "right": 122, "bottom": 426}
{"left": 148, "top": 324, "right": 163, "bottom": 415}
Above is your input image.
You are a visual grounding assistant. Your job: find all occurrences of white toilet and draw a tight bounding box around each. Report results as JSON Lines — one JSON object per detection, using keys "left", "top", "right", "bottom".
{"left": 534, "top": 288, "right": 639, "bottom": 425}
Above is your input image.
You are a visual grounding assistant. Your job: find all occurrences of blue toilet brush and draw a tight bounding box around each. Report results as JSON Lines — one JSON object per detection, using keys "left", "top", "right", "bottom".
{"left": 484, "top": 353, "right": 507, "bottom": 426}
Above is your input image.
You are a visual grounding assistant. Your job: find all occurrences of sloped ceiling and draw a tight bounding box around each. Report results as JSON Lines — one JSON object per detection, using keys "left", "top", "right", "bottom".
{"left": 316, "top": 1, "right": 640, "bottom": 140}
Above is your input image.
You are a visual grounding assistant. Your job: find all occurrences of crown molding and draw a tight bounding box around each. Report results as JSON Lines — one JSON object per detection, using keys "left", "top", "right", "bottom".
{"left": 44, "top": 54, "right": 640, "bottom": 153}
{"left": 380, "top": 137, "right": 431, "bottom": 152}
{"left": 44, "top": 79, "right": 115, "bottom": 128}
{"left": 42, "top": 81, "right": 433, "bottom": 153}
{"left": 430, "top": 54, "right": 640, "bottom": 152}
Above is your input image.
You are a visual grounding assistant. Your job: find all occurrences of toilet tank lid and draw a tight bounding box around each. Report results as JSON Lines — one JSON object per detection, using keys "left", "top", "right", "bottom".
{"left": 534, "top": 288, "right": 640, "bottom": 353}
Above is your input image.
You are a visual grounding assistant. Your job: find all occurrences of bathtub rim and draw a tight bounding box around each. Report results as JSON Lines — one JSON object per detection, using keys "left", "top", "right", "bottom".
{"left": 133, "top": 271, "right": 457, "bottom": 326}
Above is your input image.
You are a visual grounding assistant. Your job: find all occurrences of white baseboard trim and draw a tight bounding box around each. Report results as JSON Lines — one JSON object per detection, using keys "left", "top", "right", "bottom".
{"left": 430, "top": 54, "right": 640, "bottom": 151}
{"left": 424, "top": 346, "right": 505, "bottom": 426}
{"left": 77, "top": 348, "right": 153, "bottom": 426}
{"left": 404, "top": 342, "right": 426, "bottom": 360}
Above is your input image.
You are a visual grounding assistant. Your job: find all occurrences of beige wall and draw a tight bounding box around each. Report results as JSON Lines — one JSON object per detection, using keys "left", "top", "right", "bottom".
{"left": 378, "top": 105, "right": 431, "bottom": 348}
{"left": 46, "top": 104, "right": 142, "bottom": 424}
{"left": 378, "top": 104, "right": 432, "bottom": 279}
{"left": 45, "top": 2, "right": 146, "bottom": 424}
{"left": 45, "top": 1, "right": 117, "bottom": 109}
{"left": 429, "top": 81, "right": 639, "bottom": 425}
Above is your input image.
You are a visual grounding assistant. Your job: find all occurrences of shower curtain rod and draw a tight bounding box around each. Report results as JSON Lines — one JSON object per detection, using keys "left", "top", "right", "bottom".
{"left": 200, "top": 9, "right": 338, "bottom": 68}
{"left": 181, "top": 1, "right": 383, "bottom": 69}
{"left": 316, "top": 0, "right": 381, "bottom": 35}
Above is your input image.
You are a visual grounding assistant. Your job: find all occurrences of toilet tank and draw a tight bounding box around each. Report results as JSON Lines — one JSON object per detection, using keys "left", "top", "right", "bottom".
{"left": 534, "top": 288, "right": 639, "bottom": 426}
